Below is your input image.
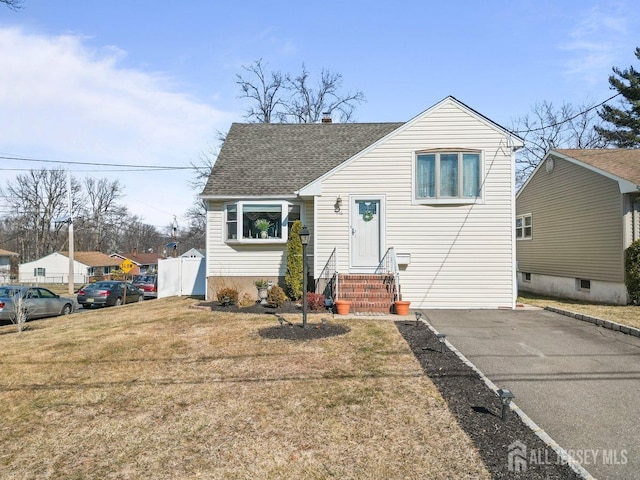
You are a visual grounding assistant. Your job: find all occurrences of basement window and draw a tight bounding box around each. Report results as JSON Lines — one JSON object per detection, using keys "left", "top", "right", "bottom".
{"left": 522, "top": 272, "right": 531, "bottom": 283}
{"left": 576, "top": 278, "right": 591, "bottom": 291}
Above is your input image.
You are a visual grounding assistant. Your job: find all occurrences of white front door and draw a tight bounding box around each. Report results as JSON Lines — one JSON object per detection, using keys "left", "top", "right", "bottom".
{"left": 351, "top": 198, "right": 383, "bottom": 269}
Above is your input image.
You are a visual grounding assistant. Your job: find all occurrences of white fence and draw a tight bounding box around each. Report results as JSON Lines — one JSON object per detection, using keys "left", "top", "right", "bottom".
{"left": 158, "top": 257, "right": 205, "bottom": 298}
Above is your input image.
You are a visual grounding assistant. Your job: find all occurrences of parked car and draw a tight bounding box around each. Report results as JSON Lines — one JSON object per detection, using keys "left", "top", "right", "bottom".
{"left": 132, "top": 274, "right": 158, "bottom": 299}
{"left": 77, "top": 281, "right": 144, "bottom": 309}
{"left": 0, "top": 285, "right": 75, "bottom": 322}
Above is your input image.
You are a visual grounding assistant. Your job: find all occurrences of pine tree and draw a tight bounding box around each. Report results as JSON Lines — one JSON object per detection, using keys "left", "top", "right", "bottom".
{"left": 596, "top": 47, "right": 640, "bottom": 147}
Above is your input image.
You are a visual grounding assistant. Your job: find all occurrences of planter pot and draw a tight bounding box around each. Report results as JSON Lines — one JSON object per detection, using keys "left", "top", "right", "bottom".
{"left": 334, "top": 300, "right": 351, "bottom": 315}
{"left": 257, "top": 287, "right": 268, "bottom": 304}
{"left": 394, "top": 300, "right": 411, "bottom": 315}
{"left": 260, "top": 231, "right": 268, "bottom": 239}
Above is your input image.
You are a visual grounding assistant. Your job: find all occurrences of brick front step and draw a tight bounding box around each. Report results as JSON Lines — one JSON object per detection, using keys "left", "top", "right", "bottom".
{"left": 337, "top": 273, "right": 396, "bottom": 313}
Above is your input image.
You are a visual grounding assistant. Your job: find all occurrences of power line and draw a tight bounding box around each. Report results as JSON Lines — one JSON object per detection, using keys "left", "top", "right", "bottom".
{"left": 512, "top": 93, "right": 621, "bottom": 134}
{"left": 0, "top": 155, "right": 197, "bottom": 170}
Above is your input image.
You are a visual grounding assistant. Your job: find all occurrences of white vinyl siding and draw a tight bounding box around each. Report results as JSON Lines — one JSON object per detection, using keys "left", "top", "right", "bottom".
{"left": 206, "top": 199, "right": 313, "bottom": 278}
{"left": 313, "top": 100, "right": 517, "bottom": 309}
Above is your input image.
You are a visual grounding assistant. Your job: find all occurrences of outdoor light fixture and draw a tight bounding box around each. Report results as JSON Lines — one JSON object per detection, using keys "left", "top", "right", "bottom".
{"left": 321, "top": 317, "right": 327, "bottom": 329}
{"left": 299, "top": 226, "right": 310, "bottom": 328}
{"left": 436, "top": 333, "right": 447, "bottom": 353}
{"left": 497, "top": 388, "right": 515, "bottom": 421}
{"left": 334, "top": 196, "right": 342, "bottom": 213}
{"left": 415, "top": 311, "right": 423, "bottom": 326}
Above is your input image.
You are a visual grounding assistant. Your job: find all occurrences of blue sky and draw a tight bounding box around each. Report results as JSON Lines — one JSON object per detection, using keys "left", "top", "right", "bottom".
{"left": 0, "top": 0, "right": 638, "bottom": 228}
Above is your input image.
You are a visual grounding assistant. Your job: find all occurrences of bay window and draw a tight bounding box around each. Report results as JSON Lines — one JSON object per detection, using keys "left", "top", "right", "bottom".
{"left": 415, "top": 150, "right": 481, "bottom": 202}
{"left": 225, "top": 201, "right": 301, "bottom": 243}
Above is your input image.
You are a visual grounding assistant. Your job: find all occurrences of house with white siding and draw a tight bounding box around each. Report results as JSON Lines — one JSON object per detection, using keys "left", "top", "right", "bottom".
{"left": 516, "top": 149, "right": 640, "bottom": 305}
{"left": 201, "top": 96, "right": 524, "bottom": 311}
{"left": 19, "top": 251, "right": 121, "bottom": 284}
{"left": 0, "top": 248, "right": 19, "bottom": 282}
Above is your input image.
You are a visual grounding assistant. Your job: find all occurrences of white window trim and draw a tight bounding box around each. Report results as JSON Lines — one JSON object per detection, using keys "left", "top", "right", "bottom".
{"left": 223, "top": 200, "right": 304, "bottom": 244}
{"left": 516, "top": 213, "right": 532, "bottom": 240}
{"left": 412, "top": 149, "right": 485, "bottom": 205}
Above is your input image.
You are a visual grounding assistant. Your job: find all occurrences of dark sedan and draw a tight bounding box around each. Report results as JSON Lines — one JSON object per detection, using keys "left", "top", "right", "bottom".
{"left": 77, "top": 281, "right": 144, "bottom": 309}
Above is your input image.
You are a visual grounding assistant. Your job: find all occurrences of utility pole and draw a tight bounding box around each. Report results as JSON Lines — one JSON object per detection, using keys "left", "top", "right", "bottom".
{"left": 67, "top": 170, "right": 75, "bottom": 295}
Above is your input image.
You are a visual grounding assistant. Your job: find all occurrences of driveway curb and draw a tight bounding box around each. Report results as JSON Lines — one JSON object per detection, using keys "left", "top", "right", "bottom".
{"left": 545, "top": 306, "right": 640, "bottom": 337}
{"left": 420, "top": 319, "right": 596, "bottom": 480}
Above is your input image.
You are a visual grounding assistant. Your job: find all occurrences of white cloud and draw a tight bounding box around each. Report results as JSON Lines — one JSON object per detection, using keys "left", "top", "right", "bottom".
{"left": 560, "top": 3, "right": 629, "bottom": 84}
{"left": 0, "top": 26, "right": 236, "bottom": 226}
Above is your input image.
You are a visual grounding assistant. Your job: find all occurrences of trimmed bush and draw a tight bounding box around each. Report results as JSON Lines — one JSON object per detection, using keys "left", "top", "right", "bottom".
{"left": 306, "top": 292, "right": 326, "bottom": 312}
{"left": 285, "top": 220, "right": 303, "bottom": 300}
{"left": 267, "top": 285, "right": 287, "bottom": 308}
{"left": 625, "top": 239, "right": 640, "bottom": 304}
{"left": 217, "top": 287, "right": 239, "bottom": 306}
{"left": 238, "top": 293, "right": 256, "bottom": 308}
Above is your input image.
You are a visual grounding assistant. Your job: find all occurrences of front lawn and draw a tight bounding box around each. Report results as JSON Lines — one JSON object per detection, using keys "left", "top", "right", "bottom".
{"left": 0, "top": 298, "right": 489, "bottom": 479}
{"left": 518, "top": 291, "right": 640, "bottom": 330}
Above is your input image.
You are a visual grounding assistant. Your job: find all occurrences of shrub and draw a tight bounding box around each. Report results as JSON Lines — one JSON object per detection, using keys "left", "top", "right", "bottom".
{"left": 238, "top": 293, "right": 256, "bottom": 308}
{"left": 625, "top": 239, "right": 640, "bottom": 304}
{"left": 306, "top": 292, "right": 326, "bottom": 312}
{"left": 285, "top": 220, "right": 303, "bottom": 300}
{"left": 267, "top": 285, "right": 287, "bottom": 308}
{"left": 217, "top": 287, "right": 239, "bottom": 306}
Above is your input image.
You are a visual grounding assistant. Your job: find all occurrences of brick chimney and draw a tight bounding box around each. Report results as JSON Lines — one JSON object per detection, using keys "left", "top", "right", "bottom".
{"left": 321, "top": 112, "right": 332, "bottom": 123}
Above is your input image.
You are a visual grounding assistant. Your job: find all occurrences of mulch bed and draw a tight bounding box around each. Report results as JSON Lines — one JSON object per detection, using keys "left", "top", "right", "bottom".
{"left": 199, "top": 300, "right": 303, "bottom": 315}
{"left": 396, "top": 321, "right": 583, "bottom": 480}
{"left": 201, "top": 300, "right": 350, "bottom": 340}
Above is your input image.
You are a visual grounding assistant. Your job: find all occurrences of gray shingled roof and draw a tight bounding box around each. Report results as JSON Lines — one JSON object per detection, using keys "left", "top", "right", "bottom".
{"left": 553, "top": 149, "right": 640, "bottom": 185}
{"left": 201, "top": 122, "right": 403, "bottom": 197}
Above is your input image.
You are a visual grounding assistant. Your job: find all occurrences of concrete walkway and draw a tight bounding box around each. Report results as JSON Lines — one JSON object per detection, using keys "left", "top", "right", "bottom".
{"left": 423, "top": 308, "right": 640, "bottom": 480}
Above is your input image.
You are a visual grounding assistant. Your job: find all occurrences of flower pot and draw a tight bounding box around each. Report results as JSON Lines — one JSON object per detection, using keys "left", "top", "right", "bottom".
{"left": 334, "top": 300, "right": 351, "bottom": 315}
{"left": 260, "top": 231, "right": 268, "bottom": 239}
{"left": 394, "top": 300, "right": 411, "bottom": 315}
{"left": 257, "top": 287, "right": 268, "bottom": 304}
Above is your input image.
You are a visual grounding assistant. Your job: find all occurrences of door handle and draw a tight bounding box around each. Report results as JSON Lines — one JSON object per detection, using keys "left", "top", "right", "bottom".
{"left": 351, "top": 227, "right": 356, "bottom": 235}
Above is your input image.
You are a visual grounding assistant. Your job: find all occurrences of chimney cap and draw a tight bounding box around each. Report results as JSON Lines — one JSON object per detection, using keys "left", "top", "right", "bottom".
{"left": 321, "top": 111, "right": 332, "bottom": 123}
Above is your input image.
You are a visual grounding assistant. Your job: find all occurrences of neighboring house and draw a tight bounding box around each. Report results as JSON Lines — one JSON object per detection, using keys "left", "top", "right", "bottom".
{"left": 181, "top": 248, "right": 205, "bottom": 258}
{"left": 516, "top": 149, "right": 640, "bottom": 305}
{"left": 201, "top": 96, "right": 524, "bottom": 310}
{"left": 0, "top": 248, "right": 19, "bottom": 282}
{"left": 18, "top": 251, "right": 121, "bottom": 284}
{"left": 111, "top": 250, "right": 166, "bottom": 275}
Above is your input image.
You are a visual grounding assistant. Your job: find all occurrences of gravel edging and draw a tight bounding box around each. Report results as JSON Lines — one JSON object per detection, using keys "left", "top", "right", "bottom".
{"left": 544, "top": 306, "right": 640, "bottom": 337}
{"left": 396, "top": 320, "right": 590, "bottom": 480}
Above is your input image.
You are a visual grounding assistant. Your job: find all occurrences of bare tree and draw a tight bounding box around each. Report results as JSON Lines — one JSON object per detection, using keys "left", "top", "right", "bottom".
{"left": 75, "top": 177, "right": 126, "bottom": 252}
{"left": 1, "top": 0, "right": 22, "bottom": 11}
{"left": 236, "top": 59, "right": 286, "bottom": 123}
{"left": 285, "top": 64, "right": 366, "bottom": 123}
{"left": 236, "top": 60, "right": 366, "bottom": 124}
{"left": 511, "top": 100, "right": 608, "bottom": 187}
{"left": 0, "top": 169, "right": 82, "bottom": 262}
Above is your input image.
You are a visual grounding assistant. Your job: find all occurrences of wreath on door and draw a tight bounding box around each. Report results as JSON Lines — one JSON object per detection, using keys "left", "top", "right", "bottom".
{"left": 362, "top": 210, "right": 374, "bottom": 222}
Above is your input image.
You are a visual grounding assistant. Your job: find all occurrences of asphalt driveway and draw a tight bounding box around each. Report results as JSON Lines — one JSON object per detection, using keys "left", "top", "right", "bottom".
{"left": 423, "top": 307, "right": 640, "bottom": 480}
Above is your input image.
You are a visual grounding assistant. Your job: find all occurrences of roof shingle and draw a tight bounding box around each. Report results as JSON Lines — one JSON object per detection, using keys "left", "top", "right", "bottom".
{"left": 554, "top": 149, "right": 640, "bottom": 185}
{"left": 201, "top": 122, "right": 403, "bottom": 197}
